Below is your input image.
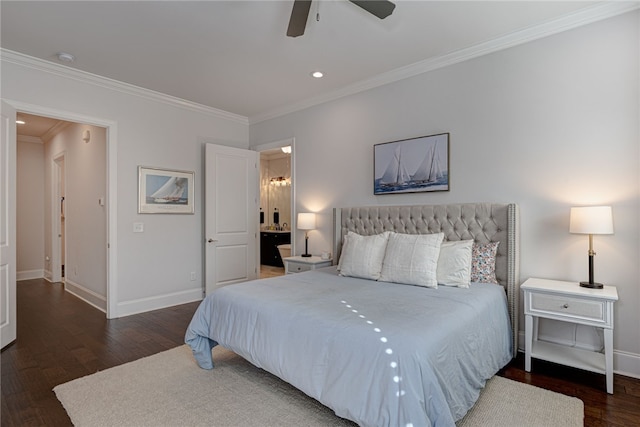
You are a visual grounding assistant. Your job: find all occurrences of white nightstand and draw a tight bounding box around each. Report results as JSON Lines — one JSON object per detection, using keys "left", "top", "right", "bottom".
{"left": 522, "top": 277, "right": 618, "bottom": 394}
{"left": 283, "top": 256, "right": 332, "bottom": 274}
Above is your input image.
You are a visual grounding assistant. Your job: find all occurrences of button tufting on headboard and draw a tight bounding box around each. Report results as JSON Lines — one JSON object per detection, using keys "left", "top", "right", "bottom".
{"left": 334, "top": 202, "right": 520, "bottom": 356}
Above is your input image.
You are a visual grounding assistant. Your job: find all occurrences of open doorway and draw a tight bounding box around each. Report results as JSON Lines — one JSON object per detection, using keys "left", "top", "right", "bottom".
{"left": 16, "top": 111, "right": 108, "bottom": 312}
{"left": 255, "top": 138, "right": 295, "bottom": 279}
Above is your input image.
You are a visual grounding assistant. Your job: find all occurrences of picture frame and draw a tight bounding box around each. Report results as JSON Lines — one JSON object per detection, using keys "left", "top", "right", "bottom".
{"left": 138, "top": 166, "right": 195, "bottom": 214}
{"left": 374, "top": 133, "right": 449, "bottom": 195}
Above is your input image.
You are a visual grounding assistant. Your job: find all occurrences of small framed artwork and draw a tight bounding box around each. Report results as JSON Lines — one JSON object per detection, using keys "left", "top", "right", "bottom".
{"left": 374, "top": 133, "right": 449, "bottom": 195}
{"left": 138, "top": 166, "right": 195, "bottom": 214}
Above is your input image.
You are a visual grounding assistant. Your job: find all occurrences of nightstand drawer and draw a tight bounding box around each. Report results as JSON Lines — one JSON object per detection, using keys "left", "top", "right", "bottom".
{"left": 284, "top": 256, "right": 332, "bottom": 274}
{"left": 529, "top": 293, "right": 605, "bottom": 322}
{"left": 287, "top": 262, "right": 312, "bottom": 273}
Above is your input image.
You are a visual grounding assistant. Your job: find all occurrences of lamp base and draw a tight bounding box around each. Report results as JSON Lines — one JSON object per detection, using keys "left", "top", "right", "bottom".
{"left": 580, "top": 281, "right": 603, "bottom": 289}
{"left": 301, "top": 234, "right": 311, "bottom": 257}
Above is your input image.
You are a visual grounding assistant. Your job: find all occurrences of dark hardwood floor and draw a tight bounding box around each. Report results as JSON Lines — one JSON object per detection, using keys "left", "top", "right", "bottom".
{"left": 1, "top": 279, "right": 200, "bottom": 426}
{"left": 2, "top": 279, "right": 639, "bottom": 426}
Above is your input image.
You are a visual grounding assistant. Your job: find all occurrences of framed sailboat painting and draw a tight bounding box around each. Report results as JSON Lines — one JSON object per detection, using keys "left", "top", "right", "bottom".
{"left": 138, "top": 166, "right": 195, "bottom": 214}
{"left": 374, "top": 133, "right": 449, "bottom": 195}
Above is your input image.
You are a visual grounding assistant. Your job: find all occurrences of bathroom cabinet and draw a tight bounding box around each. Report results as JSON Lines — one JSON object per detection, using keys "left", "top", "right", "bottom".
{"left": 260, "top": 232, "right": 291, "bottom": 267}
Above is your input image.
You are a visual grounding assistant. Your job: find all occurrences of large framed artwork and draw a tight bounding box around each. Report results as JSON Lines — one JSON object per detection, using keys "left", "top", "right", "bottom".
{"left": 138, "top": 166, "right": 195, "bottom": 214}
{"left": 374, "top": 133, "right": 449, "bottom": 195}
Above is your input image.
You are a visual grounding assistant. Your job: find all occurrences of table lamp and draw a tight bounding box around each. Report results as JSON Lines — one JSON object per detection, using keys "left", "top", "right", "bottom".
{"left": 569, "top": 206, "right": 613, "bottom": 288}
{"left": 297, "top": 213, "right": 316, "bottom": 257}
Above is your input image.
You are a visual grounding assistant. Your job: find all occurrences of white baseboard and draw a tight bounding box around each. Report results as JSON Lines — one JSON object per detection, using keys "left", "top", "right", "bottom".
{"left": 44, "top": 269, "right": 53, "bottom": 282}
{"left": 517, "top": 331, "right": 640, "bottom": 379}
{"left": 613, "top": 350, "right": 640, "bottom": 380}
{"left": 17, "top": 269, "right": 44, "bottom": 281}
{"left": 64, "top": 280, "right": 107, "bottom": 313}
{"left": 115, "top": 288, "right": 202, "bottom": 318}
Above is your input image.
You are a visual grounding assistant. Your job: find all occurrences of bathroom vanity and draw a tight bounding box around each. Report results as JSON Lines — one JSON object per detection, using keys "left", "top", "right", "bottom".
{"left": 260, "top": 231, "right": 291, "bottom": 267}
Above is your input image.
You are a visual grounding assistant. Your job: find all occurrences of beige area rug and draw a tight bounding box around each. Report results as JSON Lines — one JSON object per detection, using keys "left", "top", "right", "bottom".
{"left": 54, "top": 345, "right": 583, "bottom": 427}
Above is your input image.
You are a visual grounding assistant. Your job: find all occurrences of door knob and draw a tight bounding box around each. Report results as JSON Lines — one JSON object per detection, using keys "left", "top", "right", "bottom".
{"left": 207, "top": 238, "right": 218, "bottom": 243}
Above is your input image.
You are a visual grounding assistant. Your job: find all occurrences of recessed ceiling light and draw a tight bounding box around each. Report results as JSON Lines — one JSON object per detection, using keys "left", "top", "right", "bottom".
{"left": 56, "top": 52, "right": 76, "bottom": 63}
{"left": 311, "top": 71, "right": 324, "bottom": 79}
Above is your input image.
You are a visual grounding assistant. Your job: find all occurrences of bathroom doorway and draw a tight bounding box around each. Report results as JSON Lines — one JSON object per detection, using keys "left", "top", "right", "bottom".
{"left": 256, "top": 139, "right": 294, "bottom": 278}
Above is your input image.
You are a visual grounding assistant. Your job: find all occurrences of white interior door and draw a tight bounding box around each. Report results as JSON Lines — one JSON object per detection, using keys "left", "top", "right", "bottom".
{"left": 205, "top": 143, "right": 258, "bottom": 295}
{"left": 51, "top": 153, "right": 65, "bottom": 283}
{"left": 1, "top": 101, "right": 17, "bottom": 349}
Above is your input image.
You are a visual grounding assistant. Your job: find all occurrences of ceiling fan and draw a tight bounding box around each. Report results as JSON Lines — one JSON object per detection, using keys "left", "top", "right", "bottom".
{"left": 287, "top": 0, "right": 396, "bottom": 38}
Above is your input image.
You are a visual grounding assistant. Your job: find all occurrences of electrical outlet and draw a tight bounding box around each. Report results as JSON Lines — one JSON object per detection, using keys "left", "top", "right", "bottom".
{"left": 190, "top": 272, "right": 196, "bottom": 281}
{"left": 133, "top": 222, "right": 144, "bottom": 233}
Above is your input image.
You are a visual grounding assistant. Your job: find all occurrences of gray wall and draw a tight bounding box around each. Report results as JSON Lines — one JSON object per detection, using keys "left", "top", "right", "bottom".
{"left": 43, "top": 123, "right": 107, "bottom": 309}
{"left": 249, "top": 12, "right": 640, "bottom": 376}
{"left": 2, "top": 50, "right": 249, "bottom": 317}
{"left": 16, "top": 138, "right": 45, "bottom": 279}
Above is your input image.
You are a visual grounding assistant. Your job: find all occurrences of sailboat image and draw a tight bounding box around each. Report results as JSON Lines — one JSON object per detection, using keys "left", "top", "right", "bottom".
{"left": 379, "top": 146, "right": 411, "bottom": 187}
{"left": 150, "top": 177, "right": 187, "bottom": 203}
{"left": 411, "top": 142, "right": 443, "bottom": 184}
{"left": 374, "top": 133, "right": 449, "bottom": 195}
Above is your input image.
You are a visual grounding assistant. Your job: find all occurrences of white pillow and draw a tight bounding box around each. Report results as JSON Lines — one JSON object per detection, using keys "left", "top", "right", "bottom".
{"left": 379, "top": 232, "right": 444, "bottom": 288}
{"left": 338, "top": 231, "right": 390, "bottom": 280}
{"left": 337, "top": 232, "right": 351, "bottom": 272}
{"left": 437, "top": 240, "right": 474, "bottom": 288}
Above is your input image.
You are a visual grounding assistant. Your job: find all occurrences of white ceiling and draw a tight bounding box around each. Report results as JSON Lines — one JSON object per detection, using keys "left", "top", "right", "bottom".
{"left": 1, "top": 1, "right": 635, "bottom": 124}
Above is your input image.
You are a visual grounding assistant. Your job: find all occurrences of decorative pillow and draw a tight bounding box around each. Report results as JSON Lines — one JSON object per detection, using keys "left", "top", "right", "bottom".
{"left": 338, "top": 231, "right": 390, "bottom": 280}
{"left": 436, "top": 240, "right": 474, "bottom": 288}
{"left": 471, "top": 242, "right": 500, "bottom": 284}
{"left": 337, "top": 233, "right": 350, "bottom": 272}
{"left": 379, "top": 232, "right": 444, "bottom": 288}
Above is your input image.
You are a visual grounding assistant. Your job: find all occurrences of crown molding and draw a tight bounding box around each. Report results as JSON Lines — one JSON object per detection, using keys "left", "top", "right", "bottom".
{"left": 2, "top": 1, "right": 636, "bottom": 128}
{"left": 17, "top": 135, "right": 43, "bottom": 144}
{"left": 1, "top": 49, "right": 249, "bottom": 126}
{"left": 249, "top": 1, "right": 640, "bottom": 124}
{"left": 41, "top": 120, "right": 72, "bottom": 143}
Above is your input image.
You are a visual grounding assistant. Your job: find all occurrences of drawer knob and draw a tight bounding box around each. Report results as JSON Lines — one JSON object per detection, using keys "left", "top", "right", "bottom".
{"left": 562, "top": 303, "right": 569, "bottom": 309}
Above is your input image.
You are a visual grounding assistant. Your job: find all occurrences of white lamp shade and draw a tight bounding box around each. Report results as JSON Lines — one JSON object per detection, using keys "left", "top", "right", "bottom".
{"left": 297, "top": 213, "right": 316, "bottom": 230}
{"left": 569, "top": 206, "right": 613, "bottom": 235}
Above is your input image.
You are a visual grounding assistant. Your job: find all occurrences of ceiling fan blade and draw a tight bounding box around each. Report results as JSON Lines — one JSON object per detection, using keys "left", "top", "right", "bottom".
{"left": 349, "top": 0, "right": 395, "bottom": 19}
{"left": 287, "top": 0, "right": 312, "bottom": 38}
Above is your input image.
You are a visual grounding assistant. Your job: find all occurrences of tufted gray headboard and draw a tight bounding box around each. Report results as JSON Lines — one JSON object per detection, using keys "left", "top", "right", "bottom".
{"left": 333, "top": 203, "right": 520, "bottom": 354}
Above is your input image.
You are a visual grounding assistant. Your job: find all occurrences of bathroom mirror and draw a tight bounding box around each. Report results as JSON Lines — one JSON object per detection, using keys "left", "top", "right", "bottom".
{"left": 259, "top": 148, "right": 292, "bottom": 230}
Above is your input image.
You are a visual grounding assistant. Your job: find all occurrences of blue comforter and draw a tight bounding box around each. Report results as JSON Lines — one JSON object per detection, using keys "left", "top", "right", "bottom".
{"left": 185, "top": 267, "right": 512, "bottom": 427}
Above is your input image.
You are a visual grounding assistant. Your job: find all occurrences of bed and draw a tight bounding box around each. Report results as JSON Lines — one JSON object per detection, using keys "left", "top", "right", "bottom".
{"left": 186, "top": 203, "right": 520, "bottom": 427}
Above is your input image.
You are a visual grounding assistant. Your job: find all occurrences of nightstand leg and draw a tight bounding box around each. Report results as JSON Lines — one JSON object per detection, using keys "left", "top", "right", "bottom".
{"left": 525, "top": 314, "right": 533, "bottom": 372}
{"left": 604, "top": 328, "right": 614, "bottom": 394}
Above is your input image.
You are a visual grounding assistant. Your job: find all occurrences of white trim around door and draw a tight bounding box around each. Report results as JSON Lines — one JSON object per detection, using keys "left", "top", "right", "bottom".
{"left": 5, "top": 99, "right": 118, "bottom": 318}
